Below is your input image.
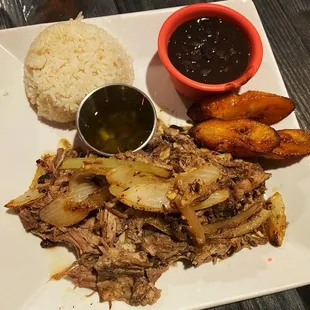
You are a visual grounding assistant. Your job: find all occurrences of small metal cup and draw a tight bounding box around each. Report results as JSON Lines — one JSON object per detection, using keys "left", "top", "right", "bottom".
{"left": 76, "top": 83, "right": 157, "bottom": 156}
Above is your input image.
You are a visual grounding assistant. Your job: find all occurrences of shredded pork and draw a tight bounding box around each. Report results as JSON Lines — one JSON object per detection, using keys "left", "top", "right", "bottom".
{"left": 14, "top": 122, "right": 271, "bottom": 306}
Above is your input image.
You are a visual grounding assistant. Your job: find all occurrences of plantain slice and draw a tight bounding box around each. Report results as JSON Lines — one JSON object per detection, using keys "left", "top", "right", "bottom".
{"left": 187, "top": 90, "right": 295, "bottom": 125}
{"left": 190, "top": 119, "right": 280, "bottom": 157}
{"left": 264, "top": 192, "right": 287, "bottom": 247}
{"left": 264, "top": 129, "right": 310, "bottom": 159}
{"left": 187, "top": 93, "right": 239, "bottom": 122}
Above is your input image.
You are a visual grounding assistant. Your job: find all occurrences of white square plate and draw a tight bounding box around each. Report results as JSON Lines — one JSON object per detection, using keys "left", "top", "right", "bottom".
{"left": 1, "top": 0, "right": 310, "bottom": 309}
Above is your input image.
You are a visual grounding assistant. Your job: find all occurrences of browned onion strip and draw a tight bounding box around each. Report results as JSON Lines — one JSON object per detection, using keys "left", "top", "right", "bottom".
{"left": 192, "top": 189, "right": 230, "bottom": 211}
{"left": 109, "top": 182, "right": 173, "bottom": 212}
{"left": 5, "top": 188, "right": 45, "bottom": 208}
{"left": 68, "top": 171, "right": 99, "bottom": 202}
{"left": 40, "top": 172, "right": 109, "bottom": 227}
{"left": 206, "top": 209, "right": 270, "bottom": 239}
{"left": 74, "top": 187, "right": 112, "bottom": 210}
{"left": 61, "top": 157, "right": 172, "bottom": 178}
{"left": 39, "top": 197, "right": 89, "bottom": 227}
{"left": 175, "top": 197, "right": 206, "bottom": 245}
{"left": 5, "top": 164, "right": 48, "bottom": 208}
{"left": 203, "top": 202, "right": 263, "bottom": 234}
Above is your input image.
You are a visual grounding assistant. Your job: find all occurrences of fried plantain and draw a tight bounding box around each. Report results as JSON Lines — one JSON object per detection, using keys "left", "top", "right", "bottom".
{"left": 264, "top": 129, "right": 310, "bottom": 159}
{"left": 187, "top": 93, "right": 239, "bottom": 122}
{"left": 187, "top": 90, "right": 295, "bottom": 125}
{"left": 190, "top": 119, "right": 280, "bottom": 157}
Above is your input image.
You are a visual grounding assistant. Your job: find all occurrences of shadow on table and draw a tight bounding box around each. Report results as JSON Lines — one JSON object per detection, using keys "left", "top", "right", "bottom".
{"left": 0, "top": 8, "right": 15, "bottom": 29}
{"left": 297, "top": 285, "right": 310, "bottom": 308}
{"left": 24, "top": 0, "right": 83, "bottom": 25}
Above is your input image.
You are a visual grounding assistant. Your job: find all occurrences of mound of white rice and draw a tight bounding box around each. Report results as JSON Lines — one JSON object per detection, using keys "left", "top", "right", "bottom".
{"left": 24, "top": 15, "right": 134, "bottom": 123}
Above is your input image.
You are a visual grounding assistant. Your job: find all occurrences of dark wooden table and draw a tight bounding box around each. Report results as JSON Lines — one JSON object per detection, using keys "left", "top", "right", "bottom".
{"left": 1, "top": 0, "right": 310, "bottom": 309}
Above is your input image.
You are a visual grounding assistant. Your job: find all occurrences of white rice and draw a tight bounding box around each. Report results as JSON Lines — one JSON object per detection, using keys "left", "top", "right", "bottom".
{"left": 24, "top": 15, "right": 134, "bottom": 123}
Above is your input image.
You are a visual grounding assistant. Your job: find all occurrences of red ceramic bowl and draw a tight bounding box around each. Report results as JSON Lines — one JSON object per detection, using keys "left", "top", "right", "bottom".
{"left": 158, "top": 3, "right": 263, "bottom": 100}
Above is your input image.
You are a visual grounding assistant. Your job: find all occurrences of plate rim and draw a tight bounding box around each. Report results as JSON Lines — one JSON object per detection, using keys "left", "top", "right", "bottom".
{"left": 1, "top": 1, "right": 309, "bottom": 310}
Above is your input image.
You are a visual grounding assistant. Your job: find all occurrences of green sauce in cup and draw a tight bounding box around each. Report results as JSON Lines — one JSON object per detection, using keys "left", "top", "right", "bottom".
{"left": 77, "top": 84, "right": 157, "bottom": 156}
